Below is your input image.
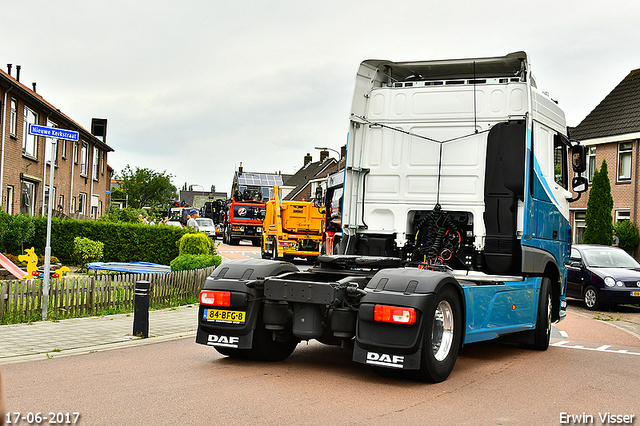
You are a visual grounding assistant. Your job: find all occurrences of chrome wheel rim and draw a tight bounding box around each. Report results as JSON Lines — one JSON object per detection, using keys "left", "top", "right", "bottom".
{"left": 584, "top": 288, "right": 596, "bottom": 308}
{"left": 432, "top": 300, "right": 454, "bottom": 362}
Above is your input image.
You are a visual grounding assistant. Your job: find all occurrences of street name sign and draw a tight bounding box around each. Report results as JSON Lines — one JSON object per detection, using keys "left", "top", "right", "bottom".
{"left": 28, "top": 124, "right": 79, "bottom": 141}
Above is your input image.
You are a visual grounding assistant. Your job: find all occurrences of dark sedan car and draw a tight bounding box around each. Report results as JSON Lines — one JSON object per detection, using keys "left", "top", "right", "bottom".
{"left": 566, "top": 244, "right": 640, "bottom": 310}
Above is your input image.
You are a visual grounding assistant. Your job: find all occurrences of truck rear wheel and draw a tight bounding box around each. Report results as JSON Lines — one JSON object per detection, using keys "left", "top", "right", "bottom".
{"left": 531, "top": 277, "right": 552, "bottom": 350}
{"left": 416, "top": 286, "right": 462, "bottom": 383}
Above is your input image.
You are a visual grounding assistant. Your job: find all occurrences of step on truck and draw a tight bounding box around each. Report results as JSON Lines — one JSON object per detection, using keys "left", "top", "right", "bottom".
{"left": 196, "top": 51, "right": 589, "bottom": 382}
{"left": 261, "top": 185, "right": 324, "bottom": 261}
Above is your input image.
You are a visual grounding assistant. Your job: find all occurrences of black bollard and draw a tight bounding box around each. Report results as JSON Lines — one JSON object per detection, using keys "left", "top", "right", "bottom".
{"left": 133, "top": 280, "right": 150, "bottom": 338}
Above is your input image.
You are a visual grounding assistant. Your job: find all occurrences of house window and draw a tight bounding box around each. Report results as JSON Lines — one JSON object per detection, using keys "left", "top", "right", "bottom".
{"left": 6, "top": 186, "right": 14, "bottom": 215}
{"left": 71, "top": 196, "right": 77, "bottom": 213}
{"left": 615, "top": 210, "right": 631, "bottom": 223}
{"left": 80, "top": 142, "right": 88, "bottom": 176}
{"left": 20, "top": 180, "right": 37, "bottom": 216}
{"left": 61, "top": 139, "right": 67, "bottom": 159}
{"left": 101, "top": 151, "right": 105, "bottom": 175}
{"left": 586, "top": 146, "right": 596, "bottom": 182}
{"left": 10, "top": 98, "right": 17, "bottom": 136}
{"left": 618, "top": 142, "right": 633, "bottom": 181}
{"left": 22, "top": 106, "right": 38, "bottom": 158}
{"left": 93, "top": 147, "right": 99, "bottom": 180}
{"left": 78, "top": 192, "right": 87, "bottom": 215}
{"left": 58, "top": 194, "right": 64, "bottom": 213}
{"left": 73, "top": 141, "right": 79, "bottom": 164}
{"left": 44, "top": 185, "right": 56, "bottom": 214}
{"left": 91, "top": 194, "right": 100, "bottom": 218}
{"left": 573, "top": 210, "right": 586, "bottom": 244}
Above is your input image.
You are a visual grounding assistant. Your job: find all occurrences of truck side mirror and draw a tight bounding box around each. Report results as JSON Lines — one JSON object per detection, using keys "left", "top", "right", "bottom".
{"left": 572, "top": 176, "right": 588, "bottom": 193}
{"left": 315, "top": 186, "right": 323, "bottom": 208}
{"left": 571, "top": 144, "right": 587, "bottom": 174}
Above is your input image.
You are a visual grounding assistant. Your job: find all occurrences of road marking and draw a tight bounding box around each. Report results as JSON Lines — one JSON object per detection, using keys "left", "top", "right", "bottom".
{"left": 551, "top": 341, "right": 640, "bottom": 356}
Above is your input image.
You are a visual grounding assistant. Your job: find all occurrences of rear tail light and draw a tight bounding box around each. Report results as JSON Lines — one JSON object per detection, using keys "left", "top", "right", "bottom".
{"left": 199, "top": 290, "right": 231, "bottom": 307}
{"left": 374, "top": 305, "right": 417, "bottom": 325}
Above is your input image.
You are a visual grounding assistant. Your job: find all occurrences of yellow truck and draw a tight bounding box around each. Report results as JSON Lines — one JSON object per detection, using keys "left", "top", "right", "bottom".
{"left": 261, "top": 185, "right": 324, "bottom": 261}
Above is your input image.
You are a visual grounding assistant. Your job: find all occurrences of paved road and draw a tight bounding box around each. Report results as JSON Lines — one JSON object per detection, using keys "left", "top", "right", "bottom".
{"left": 2, "top": 309, "right": 638, "bottom": 426}
{"left": 1, "top": 244, "right": 639, "bottom": 425}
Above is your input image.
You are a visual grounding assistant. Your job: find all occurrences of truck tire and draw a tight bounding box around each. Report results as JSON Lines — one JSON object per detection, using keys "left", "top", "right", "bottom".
{"left": 214, "top": 312, "right": 298, "bottom": 362}
{"left": 416, "top": 285, "right": 462, "bottom": 383}
{"left": 271, "top": 238, "right": 278, "bottom": 260}
{"left": 246, "top": 315, "right": 299, "bottom": 361}
{"left": 531, "top": 277, "right": 552, "bottom": 350}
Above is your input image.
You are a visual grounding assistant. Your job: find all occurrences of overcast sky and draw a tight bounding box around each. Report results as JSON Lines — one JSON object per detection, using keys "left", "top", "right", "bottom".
{"left": 4, "top": 0, "right": 640, "bottom": 196}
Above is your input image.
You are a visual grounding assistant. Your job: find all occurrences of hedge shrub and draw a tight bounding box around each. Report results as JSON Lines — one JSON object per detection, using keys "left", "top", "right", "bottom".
{"left": 72, "top": 237, "right": 104, "bottom": 267}
{"left": 178, "top": 233, "right": 213, "bottom": 255}
{"left": 27, "top": 217, "right": 191, "bottom": 265}
{"left": 170, "top": 254, "right": 221, "bottom": 271}
{"left": 614, "top": 220, "right": 640, "bottom": 254}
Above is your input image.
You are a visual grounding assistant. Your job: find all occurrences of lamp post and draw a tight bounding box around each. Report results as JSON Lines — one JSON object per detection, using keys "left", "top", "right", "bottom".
{"left": 314, "top": 146, "right": 340, "bottom": 158}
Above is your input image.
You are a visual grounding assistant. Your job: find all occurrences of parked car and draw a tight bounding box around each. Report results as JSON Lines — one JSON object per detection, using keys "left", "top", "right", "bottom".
{"left": 566, "top": 244, "right": 640, "bottom": 310}
{"left": 196, "top": 217, "right": 217, "bottom": 238}
{"left": 166, "top": 220, "right": 183, "bottom": 227}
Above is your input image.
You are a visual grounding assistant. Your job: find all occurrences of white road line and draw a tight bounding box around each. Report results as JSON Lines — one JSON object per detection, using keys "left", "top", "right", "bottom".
{"left": 551, "top": 341, "right": 640, "bottom": 356}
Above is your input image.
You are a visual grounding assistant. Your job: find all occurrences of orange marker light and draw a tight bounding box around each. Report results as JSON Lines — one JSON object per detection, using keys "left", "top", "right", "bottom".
{"left": 374, "top": 305, "right": 417, "bottom": 325}
{"left": 199, "top": 290, "right": 231, "bottom": 307}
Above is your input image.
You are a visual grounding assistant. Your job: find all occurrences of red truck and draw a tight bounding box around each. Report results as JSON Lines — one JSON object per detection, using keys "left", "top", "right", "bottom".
{"left": 222, "top": 192, "right": 264, "bottom": 246}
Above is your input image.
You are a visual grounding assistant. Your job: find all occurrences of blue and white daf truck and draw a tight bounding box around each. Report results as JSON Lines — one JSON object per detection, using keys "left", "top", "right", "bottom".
{"left": 196, "top": 51, "right": 588, "bottom": 382}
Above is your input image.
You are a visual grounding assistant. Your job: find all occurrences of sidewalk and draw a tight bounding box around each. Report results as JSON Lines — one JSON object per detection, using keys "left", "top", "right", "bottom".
{"left": 0, "top": 304, "right": 200, "bottom": 365}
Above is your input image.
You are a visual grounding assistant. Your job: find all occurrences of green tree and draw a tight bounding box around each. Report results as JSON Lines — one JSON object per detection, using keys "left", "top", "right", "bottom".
{"left": 110, "top": 186, "right": 126, "bottom": 200}
{"left": 117, "top": 165, "right": 177, "bottom": 210}
{"left": 583, "top": 159, "right": 614, "bottom": 245}
{"left": 0, "top": 213, "right": 36, "bottom": 254}
{"left": 614, "top": 220, "right": 640, "bottom": 253}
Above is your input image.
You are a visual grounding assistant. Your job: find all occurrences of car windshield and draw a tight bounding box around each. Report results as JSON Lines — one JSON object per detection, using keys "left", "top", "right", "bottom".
{"left": 582, "top": 248, "right": 640, "bottom": 268}
{"left": 196, "top": 218, "right": 214, "bottom": 226}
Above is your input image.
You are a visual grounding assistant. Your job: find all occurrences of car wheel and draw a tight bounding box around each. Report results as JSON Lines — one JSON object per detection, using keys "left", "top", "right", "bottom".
{"left": 271, "top": 238, "right": 278, "bottom": 260}
{"left": 415, "top": 285, "right": 462, "bottom": 383}
{"left": 583, "top": 286, "right": 600, "bottom": 310}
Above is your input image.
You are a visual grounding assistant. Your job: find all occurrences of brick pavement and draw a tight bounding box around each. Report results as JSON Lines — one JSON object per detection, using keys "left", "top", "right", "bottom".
{"left": 0, "top": 304, "right": 200, "bottom": 365}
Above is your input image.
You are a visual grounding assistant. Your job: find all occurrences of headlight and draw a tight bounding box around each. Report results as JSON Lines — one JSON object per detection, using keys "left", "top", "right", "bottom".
{"left": 616, "top": 281, "right": 624, "bottom": 287}
{"left": 604, "top": 276, "right": 616, "bottom": 287}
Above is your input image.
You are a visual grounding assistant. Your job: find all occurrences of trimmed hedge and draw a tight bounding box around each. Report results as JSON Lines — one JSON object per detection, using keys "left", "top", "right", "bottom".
{"left": 28, "top": 217, "right": 192, "bottom": 265}
{"left": 170, "top": 254, "right": 221, "bottom": 271}
{"left": 179, "top": 233, "right": 213, "bottom": 255}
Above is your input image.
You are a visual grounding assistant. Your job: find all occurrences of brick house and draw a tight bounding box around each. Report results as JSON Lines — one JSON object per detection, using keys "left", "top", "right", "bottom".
{"left": 282, "top": 149, "right": 342, "bottom": 202}
{"left": 569, "top": 68, "right": 640, "bottom": 247}
{"left": 0, "top": 65, "right": 113, "bottom": 218}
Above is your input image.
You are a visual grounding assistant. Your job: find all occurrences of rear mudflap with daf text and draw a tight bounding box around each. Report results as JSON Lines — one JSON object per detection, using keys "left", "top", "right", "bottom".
{"left": 196, "top": 259, "right": 298, "bottom": 350}
{"left": 353, "top": 267, "right": 462, "bottom": 371}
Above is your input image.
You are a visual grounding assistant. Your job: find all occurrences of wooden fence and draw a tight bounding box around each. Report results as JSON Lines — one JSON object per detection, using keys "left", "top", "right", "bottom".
{"left": 0, "top": 266, "right": 215, "bottom": 323}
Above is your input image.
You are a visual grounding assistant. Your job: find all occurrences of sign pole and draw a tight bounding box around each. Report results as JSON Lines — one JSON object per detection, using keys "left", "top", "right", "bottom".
{"left": 27, "top": 124, "right": 78, "bottom": 321}
{"left": 42, "top": 138, "right": 56, "bottom": 321}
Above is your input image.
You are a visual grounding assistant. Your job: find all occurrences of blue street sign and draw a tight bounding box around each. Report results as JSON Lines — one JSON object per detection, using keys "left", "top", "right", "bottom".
{"left": 28, "top": 124, "right": 79, "bottom": 141}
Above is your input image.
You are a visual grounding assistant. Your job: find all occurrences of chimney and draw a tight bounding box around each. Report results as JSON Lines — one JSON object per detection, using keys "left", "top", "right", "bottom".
{"left": 32, "top": 82, "right": 36, "bottom": 92}
{"left": 91, "top": 118, "right": 107, "bottom": 143}
{"left": 16, "top": 65, "right": 21, "bottom": 82}
{"left": 304, "top": 153, "right": 313, "bottom": 166}
{"left": 341, "top": 145, "right": 346, "bottom": 159}
{"left": 238, "top": 162, "right": 243, "bottom": 173}
{"left": 7, "top": 64, "right": 11, "bottom": 76}
{"left": 320, "top": 150, "right": 329, "bottom": 161}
